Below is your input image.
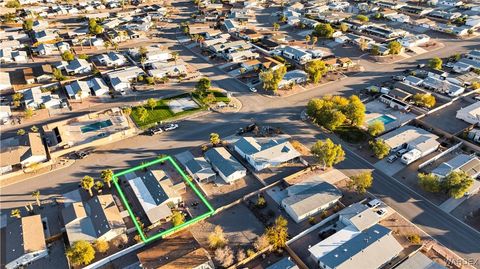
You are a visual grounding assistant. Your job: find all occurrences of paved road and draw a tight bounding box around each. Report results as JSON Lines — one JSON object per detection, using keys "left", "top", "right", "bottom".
{"left": 1, "top": 0, "right": 479, "bottom": 265}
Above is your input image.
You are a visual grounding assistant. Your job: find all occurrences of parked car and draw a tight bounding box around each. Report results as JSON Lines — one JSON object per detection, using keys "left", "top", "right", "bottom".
{"left": 367, "top": 199, "right": 382, "bottom": 208}
{"left": 392, "top": 75, "right": 406, "bottom": 81}
{"left": 387, "top": 155, "right": 398, "bottom": 163}
{"left": 396, "top": 148, "right": 408, "bottom": 157}
{"left": 249, "top": 87, "right": 257, "bottom": 92}
{"left": 71, "top": 151, "right": 89, "bottom": 159}
{"left": 376, "top": 208, "right": 387, "bottom": 217}
{"left": 148, "top": 127, "right": 163, "bottom": 135}
{"left": 417, "top": 64, "right": 426, "bottom": 68}
{"left": 163, "top": 123, "right": 179, "bottom": 131}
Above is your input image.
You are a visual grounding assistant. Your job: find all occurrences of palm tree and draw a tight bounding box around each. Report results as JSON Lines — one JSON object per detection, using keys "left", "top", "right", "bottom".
{"left": 305, "top": 35, "right": 311, "bottom": 48}
{"left": 80, "top": 176, "right": 95, "bottom": 197}
{"left": 32, "top": 190, "right": 41, "bottom": 207}
{"left": 140, "top": 57, "right": 146, "bottom": 69}
{"left": 101, "top": 169, "right": 114, "bottom": 188}
{"left": 312, "top": 36, "right": 318, "bottom": 49}
{"left": 10, "top": 209, "right": 21, "bottom": 219}
{"left": 171, "top": 51, "right": 179, "bottom": 65}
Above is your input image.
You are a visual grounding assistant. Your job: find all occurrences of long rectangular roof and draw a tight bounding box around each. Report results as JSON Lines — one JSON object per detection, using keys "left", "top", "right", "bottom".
{"left": 204, "top": 147, "right": 246, "bottom": 179}
{"left": 380, "top": 126, "right": 439, "bottom": 150}
{"left": 6, "top": 215, "right": 46, "bottom": 264}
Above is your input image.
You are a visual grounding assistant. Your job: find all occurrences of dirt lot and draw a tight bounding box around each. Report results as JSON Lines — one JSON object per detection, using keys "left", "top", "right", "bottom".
{"left": 451, "top": 192, "right": 480, "bottom": 232}
{"left": 200, "top": 174, "right": 264, "bottom": 209}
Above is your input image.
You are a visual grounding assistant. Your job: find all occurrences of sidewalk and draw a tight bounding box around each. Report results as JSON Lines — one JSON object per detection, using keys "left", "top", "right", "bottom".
{"left": 439, "top": 180, "right": 480, "bottom": 213}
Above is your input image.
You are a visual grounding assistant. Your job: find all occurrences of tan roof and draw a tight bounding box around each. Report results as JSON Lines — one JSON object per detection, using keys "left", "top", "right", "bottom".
{"left": 22, "top": 215, "right": 47, "bottom": 252}
{"left": 28, "top": 132, "right": 46, "bottom": 157}
{"left": 23, "top": 68, "right": 34, "bottom": 81}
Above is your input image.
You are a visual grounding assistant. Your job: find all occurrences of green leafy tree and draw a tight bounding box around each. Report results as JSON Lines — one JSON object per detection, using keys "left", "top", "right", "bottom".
{"left": 93, "top": 240, "right": 109, "bottom": 253}
{"left": 356, "top": 14, "right": 369, "bottom": 23}
{"left": 10, "top": 209, "right": 21, "bottom": 218}
{"left": 147, "top": 98, "right": 157, "bottom": 111}
{"left": 137, "top": 106, "right": 148, "bottom": 123}
{"left": 345, "top": 95, "right": 365, "bottom": 126}
{"left": 273, "top": 22, "right": 280, "bottom": 31}
{"left": 208, "top": 225, "right": 227, "bottom": 249}
{"left": 314, "top": 23, "right": 334, "bottom": 38}
{"left": 101, "top": 169, "right": 114, "bottom": 188}
{"left": 369, "top": 139, "right": 390, "bottom": 159}
{"left": 195, "top": 78, "right": 211, "bottom": 92}
{"left": 311, "top": 139, "right": 345, "bottom": 169}
{"left": 171, "top": 211, "right": 185, "bottom": 226}
{"left": 66, "top": 240, "right": 95, "bottom": 266}
{"left": 340, "top": 23, "right": 348, "bottom": 32}
{"left": 17, "top": 129, "right": 26, "bottom": 136}
{"left": 387, "top": 41, "right": 402, "bottom": 55}
{"left": 122, "top": 107, "right": 132, "bottom": 116}
{"left": 61, "top": 51, "right": 75, "bottom": 61}
{"left": 428, "top": 57, "right": 443, "bottom": 70}
{"left": 88, "top": 18, "right": 103, "bottom": 34}
{"left": 323, "top": 110, "right": 346, "bottom": 130}
{"left": 349, "top": 171, "right": 373, "bottom": 193}
{"left": 210, "top": 133, "right": 220, "bottom": 145}
{"left": 94, "top": 181, "right": 104, "bottom": 192}
{"left": 443, "top": 171, "right": 474, "bottom": 199}
{"left": 24, "top": 108, "right": 34, "bottom": 119}
{"left": 260, "top": 66, "right": 287, "bottom": 91}
{"left": 53, "top": 68, "right": 65, "bottom": 81}
{"left": 266, "top": 216, "right": 288, "bottom": 250}
{"left": 32, "top": 190, "right": 41, "bottom": 207}
{"left": 13, "top": 92, "right": 23, "bottom": 107}
{"left": 23, "top": 19, "right": 33, "bottom": 31}
{"left": 80, "top": 176, "right": 95, "bottom": 197}
{"left": 368, "top": 120, "right": 385, "bottom": 136}
{"left": 305, "top": 59, "right": 327, "bottom": 84}
{"left": 413, "top": 93, "right": 436, "bottom": 108}
{"left": 5, "top": 0, "right": 20, "bottom": 8}
{"left": 418, "top": 173, "right": 442, "bottom": 193}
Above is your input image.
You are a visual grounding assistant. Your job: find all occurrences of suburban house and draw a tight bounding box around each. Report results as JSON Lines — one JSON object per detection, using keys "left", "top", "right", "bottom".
{"left": 62, "top": 194, "right": 126, "bottom": 245}
{"left": 233, "top": 137, "right": 301, "bottom": 171}
{"left": 65, "top": 80, "right": 91, "bottom": 100}
{"left": 204, "top": 147, "right": 247, "bottom": 184}
{"left": 33, "top": 64, "right": 54, "bottom": 83}
{"left": 23, "top": 68, "right": 35, "bottom": 84}
{"left": 106, "top": 66, "right": 145, "bottom": 94}
{"left": 379, "top": 94, "right": 411, "bottom": 111}
{"left": 148, "top": 61, "right": 187, "bottom": 78}
{"left": 136, "top": 231, "right": 214, "bottom": 269}
{"left": 98, "top": 52, "right": 127, "bottom": 67}
{"left": 34, "top": 43, "right": 56, "bottom": 56}
{"left": 88, "top": 77, "right": 110, "bottom": 96}
{"left": 282, "top": 46, "right": 312, "bottom": 64}
{"left": 0, "top": 105, "right": 12, "bottom": 124}
{"left": 279, "top": 70, "right": 308, "bottom": 89}
{"left": 127, "top": 169, "right": 184, "bottom": 225}
{"left": 282, "top": 181, "right": 342, "bottom": 223}
{"left": 456, "top": 102, "right": 480, "bottom": 125}
{"left": 184, "top": 157, "right": 216, "bottom": 183}
{"left": 22, "top": 87, "right": 61, "bottom": 109}
{"left": 0, "top": 71, "right": 12, "bottom": 92}
{"left": 422, "top": 76, "right": 465, "bottom": 97}
{"left": 34, "top": 29, "right": 58, "bottom": 43}
{"left": 5, "top": 215, "right": 48, "bottom": 269}
{"left": 379, "top": 126, "right": 440, "bottom": 165}
{"left": 65, "top": 59, "right": 92, "bottom": 75}
{"left": 398, "top": 34, "right": 430, "bottom": 48}
{"left": 396, "top": 252, "right": 447, "bottom": 269}
{"left": 431, "top": 154, "right": 480, "bottom": 179}
{"left": 308, "top": 203, "right": 401, "bottom": 269}
{"left": 0, "top": 132, "right": 48, "bottom": 174}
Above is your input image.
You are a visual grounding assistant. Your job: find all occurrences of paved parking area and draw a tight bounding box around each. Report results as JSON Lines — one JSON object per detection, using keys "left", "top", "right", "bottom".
{"left": 421, "top": 98, "right": 473, "bottom": 135}
{"left": 374, "top": 158, "right": 405, "bottom": 176}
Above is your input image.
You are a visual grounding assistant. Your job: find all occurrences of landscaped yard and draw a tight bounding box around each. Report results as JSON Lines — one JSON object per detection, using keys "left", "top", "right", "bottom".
{"left": 192, "top": 89, "right": 230, "bottom": 104}
{"left": 334, "top": 125, "right": 368, "bottom": 144}
{"left": 130, "top": 94, "right": 204, "bottom": 128}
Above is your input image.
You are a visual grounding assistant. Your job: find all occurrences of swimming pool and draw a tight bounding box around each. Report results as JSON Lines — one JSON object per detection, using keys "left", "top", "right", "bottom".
{"left": 80, "top": 120, "right": 113, "bottom": 133}
{"left": 367, "top": 115, "right": 396, "bottom": 125}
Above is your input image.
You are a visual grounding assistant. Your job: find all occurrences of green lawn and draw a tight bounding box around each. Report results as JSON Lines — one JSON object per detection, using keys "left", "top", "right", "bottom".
{"left": 334, "top": 125, "right": 368, "bottom": 144}
{"left": 192, "top": 89, "right": 230, "bottom": 104}
{"left": 131, "top": 95, "right": 203, "bottom": 129}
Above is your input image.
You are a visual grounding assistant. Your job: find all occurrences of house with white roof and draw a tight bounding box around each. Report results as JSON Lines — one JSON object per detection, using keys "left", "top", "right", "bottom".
{"left": 233, "top": 136, "right": 301, "bottom": 171}
{"left": 379, "top": 126, "right": 440, "bottom": 165}
{"left": 127, "top": 170, "right": 183, "bottom": 224}
{"left": 279, "top": 70, "right": 308, "bottom": 89}
{"left": 456, "top": 102, "right": 480, "bottom": 125}
{"left": 33, "top": 43, "right": 55, "bottom": 56}
{"left": 204, "top": 147, "right": 247, "bottom": 184}
{"left": 431, "top": 154, "right": 480, "bottom": 179}
{"left": 106, "top": 66, "right": 145, "bottom": 94}
{"left": 34, "top": 29, "right": 58, "bottom": 43}
{"left": 282, "top": 46, "right": 312, "bottom": 64}
{"left": 98, "top": 52, "right": 127, "bottom": 67}
{"left": 398, "top": 34, "right": 430, "bottom": 48}
{"left": 88, "top": 77, "right": 110, "bottom": 96}
{"left": 65, "top": 59, "right": 92, "bottom": 75}
{"left": 5, "top": 215, "right": 48, "bottom": 269}
{"left": 22, "top": 87, "right": 61, "bottom": 109}
{"left": 65, "top": 80, "right": 91, "bottom": 100}
{"left": 0, "top": 105, "right": 12, "bottom": 124}
{"left": 0, "top": 71, "right": 12, "bottom": 92}
{"left": 282, "top": 181, "right": 341, "bottom": 223}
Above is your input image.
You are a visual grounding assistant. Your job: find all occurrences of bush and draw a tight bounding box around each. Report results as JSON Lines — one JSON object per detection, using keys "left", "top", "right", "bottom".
{"left": 256, "top": 196, "right": 266, "bottom": 208}
{"left": 407, "top": 234, "right": 421, "bottom": 245}
{"left": 308, "top": 216, "right": 316, "bottom": 225}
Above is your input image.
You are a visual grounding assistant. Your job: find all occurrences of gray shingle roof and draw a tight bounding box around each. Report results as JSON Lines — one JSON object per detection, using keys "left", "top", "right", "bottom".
{"left": 204, "top": 147, "right": 245, "bottom": 177}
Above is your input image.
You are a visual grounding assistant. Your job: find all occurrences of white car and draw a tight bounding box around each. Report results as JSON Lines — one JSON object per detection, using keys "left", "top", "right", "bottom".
{"left": 367, "top": 199, "right": 382, "bottom": 208}
{"left": 249, "top": 87, "right": 257, "bottom": 92}
{"left": 376, "top": 208, "right": 387, "bottom": 217}
{"left": 164, "top": 123, "right": 179, "bottom": 131}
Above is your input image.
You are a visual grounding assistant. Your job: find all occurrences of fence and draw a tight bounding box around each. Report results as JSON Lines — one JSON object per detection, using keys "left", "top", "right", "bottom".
{"left": 418, "top": 142, "right": 463, "bottom": 170}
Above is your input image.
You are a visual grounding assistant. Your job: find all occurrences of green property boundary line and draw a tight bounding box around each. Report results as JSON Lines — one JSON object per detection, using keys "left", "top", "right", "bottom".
{"left": 112, "top": 156, "right": 215, "bottom": 243}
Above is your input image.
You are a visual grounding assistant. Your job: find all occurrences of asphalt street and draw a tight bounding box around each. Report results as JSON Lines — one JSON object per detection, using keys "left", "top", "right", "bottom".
{"left": 0, "top": 0, "right": 479, "bottom": 266}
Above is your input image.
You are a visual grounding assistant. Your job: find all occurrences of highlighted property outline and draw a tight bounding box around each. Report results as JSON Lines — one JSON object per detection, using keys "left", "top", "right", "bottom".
{"left": 112, "top": 156, "right": 215, "bottom": 243}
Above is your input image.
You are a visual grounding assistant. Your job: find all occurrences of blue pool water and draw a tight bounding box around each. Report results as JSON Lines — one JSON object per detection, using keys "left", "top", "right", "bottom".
{"left": 80, "top": 120, "right": 113, "bottom": 133}
{"left": 367, "top": 115, "right": 396, "bottom": 125}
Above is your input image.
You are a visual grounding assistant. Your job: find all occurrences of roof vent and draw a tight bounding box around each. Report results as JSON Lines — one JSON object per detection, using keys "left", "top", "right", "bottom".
{"left": 343, "top": 248, "right": 348, "bottom": 252}
{"left": 334, "top": 254, "right": 339, "bottom": 258}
